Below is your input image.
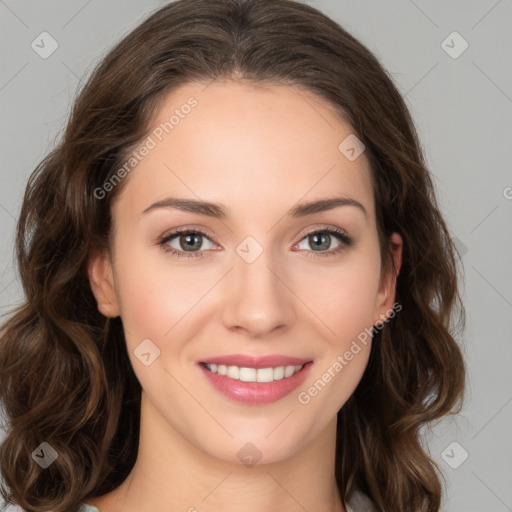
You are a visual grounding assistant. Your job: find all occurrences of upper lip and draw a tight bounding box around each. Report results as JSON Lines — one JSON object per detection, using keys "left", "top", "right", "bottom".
{"left": 199, "top": 354, "right": 313, "bottom": 369}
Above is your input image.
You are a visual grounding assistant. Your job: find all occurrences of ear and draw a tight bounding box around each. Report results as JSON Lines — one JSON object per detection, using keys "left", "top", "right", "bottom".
{"left": 373, "top": 232, "right": 403, "bottom": 325}
{"left": 87, "top": 247, "right": 120, "bottom": 318}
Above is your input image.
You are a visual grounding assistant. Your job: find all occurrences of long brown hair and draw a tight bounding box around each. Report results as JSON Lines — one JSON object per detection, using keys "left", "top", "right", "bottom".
{"left": 0, "top": 1, "right": 466, "bottom": 511}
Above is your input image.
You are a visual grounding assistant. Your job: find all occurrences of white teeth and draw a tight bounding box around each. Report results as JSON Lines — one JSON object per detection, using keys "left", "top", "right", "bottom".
{"left": 256, "top": 368, "right": 274, "bottom": 382}
{"left": 239, "top": 367, "right": 256, "bottom": 382}
{"left": 204, "top": 363, "right": 304, "bottom": 382}
{"left": 284, "top": 365, "right": 296, "bottom": 378}
{"left": 226, "top": 366, "right": 240, "bottom": 379}
{"left": 273, "top": 366, "right": 285, "bottom": 380}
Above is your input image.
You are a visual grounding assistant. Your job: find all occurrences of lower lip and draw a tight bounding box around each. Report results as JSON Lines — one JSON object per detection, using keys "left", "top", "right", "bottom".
{"left": 198, "top": 362, "right": 314, "bottom": 404}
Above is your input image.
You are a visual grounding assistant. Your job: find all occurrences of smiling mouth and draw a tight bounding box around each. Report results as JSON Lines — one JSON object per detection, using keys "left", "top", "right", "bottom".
{"left": 198, "top": 360, "right": 314, "bottom": 404}
{"left": 200, "top": 362, "right": 307, "bottom": 382}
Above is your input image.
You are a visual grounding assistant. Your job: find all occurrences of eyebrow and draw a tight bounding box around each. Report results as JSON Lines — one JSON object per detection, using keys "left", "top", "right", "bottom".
{"left": 141, "top": 196, "right": 367, "bottom": 219}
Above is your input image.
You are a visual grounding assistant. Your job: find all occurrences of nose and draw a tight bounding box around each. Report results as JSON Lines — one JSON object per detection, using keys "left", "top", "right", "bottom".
{"left": 220, "top": 246, "right": 296, "bottom": 338}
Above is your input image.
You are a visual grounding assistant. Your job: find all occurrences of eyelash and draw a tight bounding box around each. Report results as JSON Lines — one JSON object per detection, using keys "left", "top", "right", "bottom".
{"left": 158, "top": 226, "right": 353, "bottom": 260}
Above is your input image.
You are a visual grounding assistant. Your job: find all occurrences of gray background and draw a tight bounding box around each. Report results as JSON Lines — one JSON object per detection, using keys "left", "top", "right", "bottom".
{"left": 1, "top": 1, "right": 511, "bottom": 511}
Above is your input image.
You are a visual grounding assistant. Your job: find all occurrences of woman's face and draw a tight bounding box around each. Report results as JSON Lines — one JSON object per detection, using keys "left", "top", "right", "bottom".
{"left": 89, "top": 80, "right": 402, "bottom": 465}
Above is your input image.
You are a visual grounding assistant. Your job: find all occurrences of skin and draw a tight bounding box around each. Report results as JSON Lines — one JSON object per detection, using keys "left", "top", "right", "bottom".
{"left": 88, "top": 80, "right": 402, "bottom": 512}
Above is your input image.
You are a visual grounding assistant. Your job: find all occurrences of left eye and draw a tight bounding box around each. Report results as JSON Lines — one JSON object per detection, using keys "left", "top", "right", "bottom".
{"left": 295, "top": 229, "right": 345, "bottom": 252}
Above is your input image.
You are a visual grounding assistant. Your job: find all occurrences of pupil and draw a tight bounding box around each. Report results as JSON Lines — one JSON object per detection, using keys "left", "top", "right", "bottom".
{"left": 311, "top": 233, "right": 329, "bottom": 251}
{"left": 181, "top": 233, "right": 201, "bottom": 251}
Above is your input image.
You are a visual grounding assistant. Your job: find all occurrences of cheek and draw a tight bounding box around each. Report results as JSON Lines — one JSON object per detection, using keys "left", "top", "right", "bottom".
{"left": 113, "top": 257, "right": 206, "bottom": 344}
{"left": 115, "top": 243, "right": 381, "bottom": 336}
{"left": 296, "top": 252, "right": 381, "bottom": 343}
{"left": 111, "top": 250, "right": 217, "bottom": 398}
{"left": 295, "top": 258, "right": 380, "bottom": 418}
{"left": 112, "top": 244, "right": 219, "bottom": 351}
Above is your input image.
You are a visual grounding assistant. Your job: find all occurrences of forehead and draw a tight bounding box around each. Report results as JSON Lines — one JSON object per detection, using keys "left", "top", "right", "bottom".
{"left": 113, "top": 80, "right": 375, "bottom": 222}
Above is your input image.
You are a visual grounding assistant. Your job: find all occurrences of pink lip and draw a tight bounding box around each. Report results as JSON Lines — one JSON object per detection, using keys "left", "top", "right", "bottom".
{"left": 197, "top": 357, "right": 314, "bottom": 405}
{"left": 199, "top": 354, "right": 312, "bottom": 369}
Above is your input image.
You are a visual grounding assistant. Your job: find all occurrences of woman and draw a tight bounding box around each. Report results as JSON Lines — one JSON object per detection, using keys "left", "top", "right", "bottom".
{"left": 0, "top": 1, "right": 465, "bottom": 511}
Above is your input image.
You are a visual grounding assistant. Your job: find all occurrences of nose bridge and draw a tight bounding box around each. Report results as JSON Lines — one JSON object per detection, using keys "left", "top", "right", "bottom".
{"left": 220, "top": 236, "right": 295, "bottom": 336}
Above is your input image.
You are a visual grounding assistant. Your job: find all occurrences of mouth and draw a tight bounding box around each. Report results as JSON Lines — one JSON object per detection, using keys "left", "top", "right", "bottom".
{"left": 197, "top": 356, "right": 314, "bottom": 404}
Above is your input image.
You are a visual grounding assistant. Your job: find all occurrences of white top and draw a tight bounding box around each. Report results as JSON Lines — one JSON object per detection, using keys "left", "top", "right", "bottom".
{"left": 346, "top": 489, "right": 377, "bottom": 511}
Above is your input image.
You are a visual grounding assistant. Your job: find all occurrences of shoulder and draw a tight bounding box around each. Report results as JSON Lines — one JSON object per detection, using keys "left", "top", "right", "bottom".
{"left": 346, "top": 489, "right": 377, "bottom": 512}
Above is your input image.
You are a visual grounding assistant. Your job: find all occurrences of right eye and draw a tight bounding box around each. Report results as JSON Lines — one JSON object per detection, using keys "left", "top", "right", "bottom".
{"left": 159, "top": 228, "right": 216, "bottom": 259}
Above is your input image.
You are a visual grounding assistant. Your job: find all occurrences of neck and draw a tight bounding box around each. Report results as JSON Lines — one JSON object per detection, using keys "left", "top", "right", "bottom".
{"left": 89, "top": 391, "right": 345, "bottom": 512}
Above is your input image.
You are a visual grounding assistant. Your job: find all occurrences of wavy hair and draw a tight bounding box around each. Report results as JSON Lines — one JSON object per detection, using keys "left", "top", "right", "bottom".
{"left": 0, "top": 1, "right": 466, "bottom": 511}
